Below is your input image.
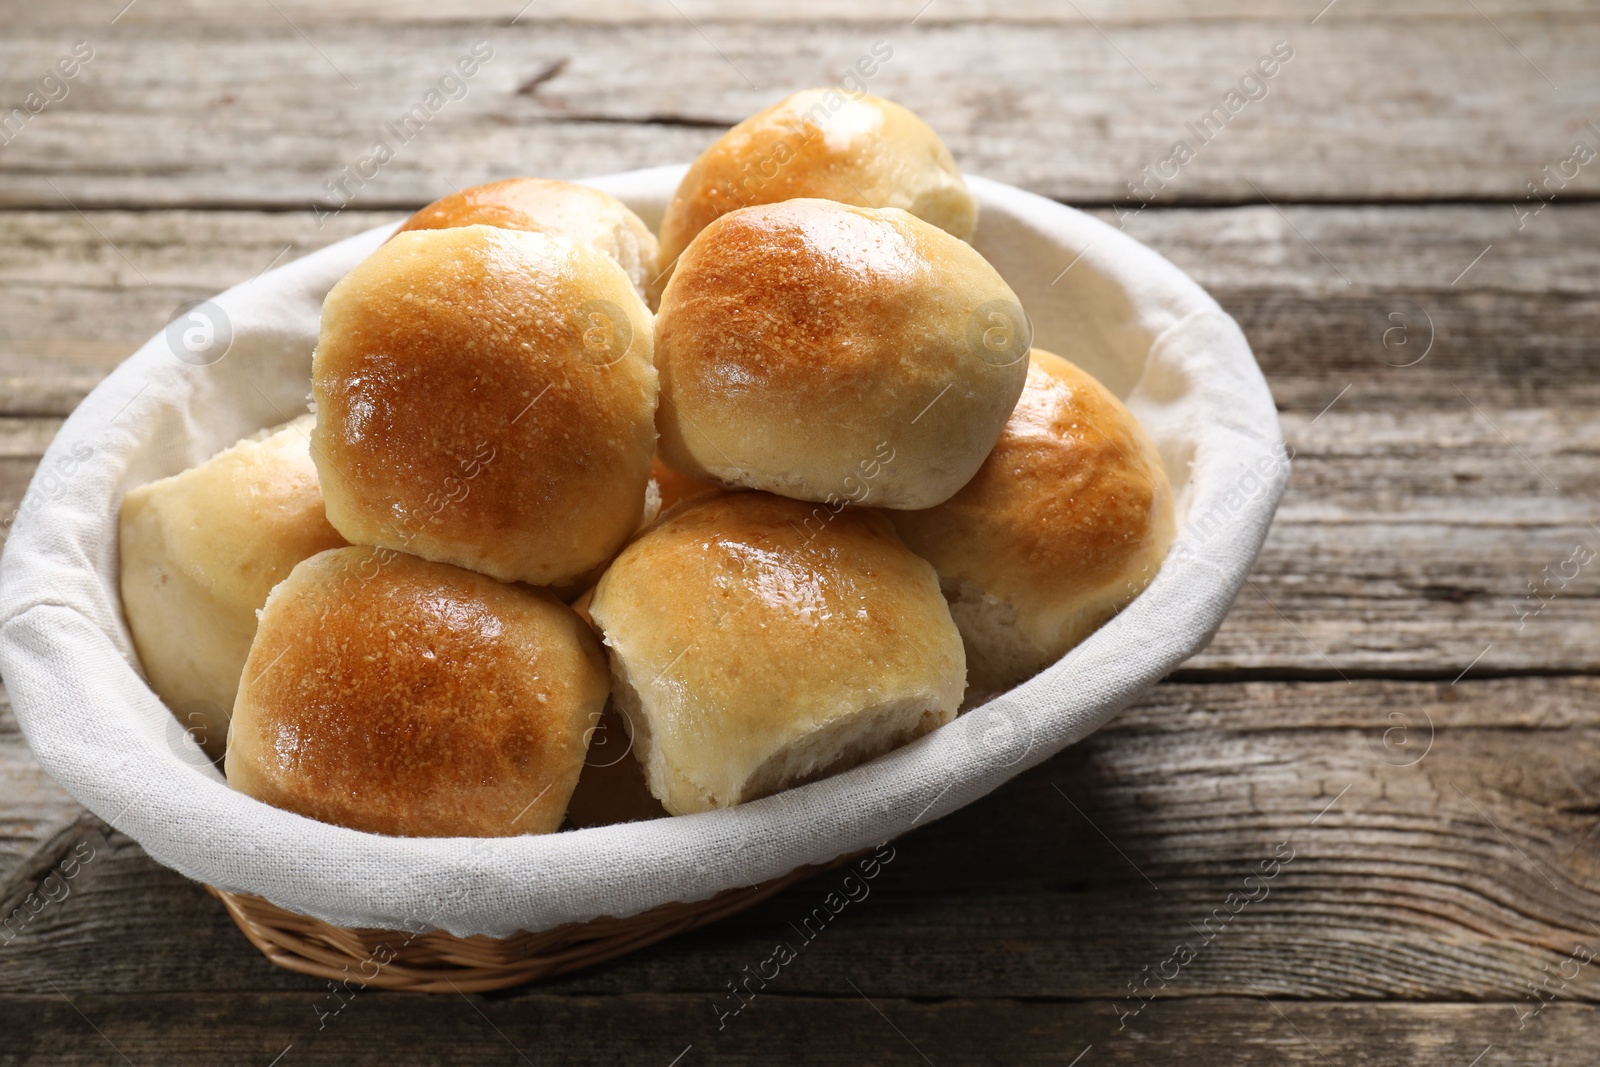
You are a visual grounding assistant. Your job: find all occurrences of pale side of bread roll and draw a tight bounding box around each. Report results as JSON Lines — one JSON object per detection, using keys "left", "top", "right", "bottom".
{"left": 887, "top": 350, "right": 1177, "bottom": 699}
{"left": 655, "top": 199, "right": 1030, "bottom": 510}
{"left": 312, "top": 225, "right": 658, "bottom": 588}
{"left": 395, "top": 177, "right": 662, "bottom": 306}
{"left": 588, "top": 490, "right": 966, "bottom": 816}
{"left": 118, "top": 415, "right": 346, "bottom": 758}
{"left": 225, "top": 546, "right": 609, "bottom": 837}
{"left": 658, "top": 88, "right": 977, "bottom": 281}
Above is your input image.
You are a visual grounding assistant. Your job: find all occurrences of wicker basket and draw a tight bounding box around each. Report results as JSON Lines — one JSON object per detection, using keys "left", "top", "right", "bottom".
{"left": 0, "top": 170, "right": 1282, "bottom": 994}
{"left": 205, "top": 856, "right": 845, "bottom": 992}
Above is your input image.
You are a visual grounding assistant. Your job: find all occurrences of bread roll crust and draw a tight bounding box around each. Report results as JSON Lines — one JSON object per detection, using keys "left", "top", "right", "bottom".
{"left": 118, "top": 416, "right": 346, "bottom": 757}
{"left": 887, "top": 350, "right": 1176, "bottom": 696}
{"left": 312, "top": 225, "right": 657, "bottom": 588}
{"left": 655, "top": 199, "right": 1030, "bottom": 510}
{"left": 589, "top": 490, "right": 965, "bottom": 815}
{"left": 396, "top": 178, "right": 661, "bottom": 304}
{"left": 658, "top": 88, "right": 977, "bottom": 273}
{"left": 225, "top": 546, "right": 609, "bottom": 837}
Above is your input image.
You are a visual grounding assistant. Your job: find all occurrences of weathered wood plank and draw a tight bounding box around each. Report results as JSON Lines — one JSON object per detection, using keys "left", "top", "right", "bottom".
{"left": 2, "top": 994, "right": 1597, "bottom": 1067}
{"left": 0, "top": 210, "right": 384, "bottom": 416}
{"left": 5, "top": 204, "right": 1598, "bottom": 417}
{"left": 0, "top": 692, "right": 87, "bottom": 939}
{"left": 1116, "top": 205, "right": 1600, "bottom": 297}
{"left": 0, "top": 17, "right": 1595, "bottom": 207}
{"left": 6, "top": 0, "right": 1598, "bottom": 24}
{"left": 1191, "top": 521, "right": 1600, "bottom": 675}
{"left": 3, "top": 679, "right": 1597, "bottom": 1007}
{"left": 0, "top": 3, "right": 1590, "bottom": 1057}
{"left": 1112, "top": 204, "right": 1600, "bottom": 412}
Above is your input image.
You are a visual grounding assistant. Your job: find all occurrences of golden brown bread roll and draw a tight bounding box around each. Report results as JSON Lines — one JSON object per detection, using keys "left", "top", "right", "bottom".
{"left": 655, "top": 198, "right": 1030, "bottom": 510}
{"left": 544, "top": 478, "right": 664, "bottom": 605}
{"left": 395, "top": 178, "right": 661, "bottom": 304}
{"left": 886, "top": 350, "right": 1176, "bottom": 698}
{"left": 118, "top": 416, "right": 346, "bottom": 758}
{"left": 225, "top": 546, "right": 609, "bottom": 837}
{"left": 658, "top": 88, "right": 976, "bottom": 282}
{"left": 312, "top": 224, "right": 657, "bottom": 588}
{"left": 588, "top": 491, "right": 965, "bottom": 816}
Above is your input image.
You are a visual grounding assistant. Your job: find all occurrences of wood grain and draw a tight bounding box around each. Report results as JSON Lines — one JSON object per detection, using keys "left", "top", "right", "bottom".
{"left": 2, "top": 994, "right": 1598, "bottom": 1067}
{"left": 0, "top": 210, "right": 383, "bottom": 416}
{"left": 7, "top": 0, "right": 1599, "bottom": 24}
{"left": 0, "top": 697, "right": 84, "bottom": 934}
{"left": 6, "top": 204, "right": 1598, "bottom": 417}
{"left": 0, "top": 4, "right": 1593, "bottom": 1058}
{"left": 3, "top": 679, "right": 1598, "bottom": 1007}
{"left": 0, "top": 16, "right": 1595, "bottom": 208}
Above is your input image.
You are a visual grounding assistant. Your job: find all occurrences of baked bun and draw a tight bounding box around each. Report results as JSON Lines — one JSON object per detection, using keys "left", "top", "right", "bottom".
{"left": 396, "top": 178, "right": 661, "bottom": 304}
{"left": 655, "top": 198, "right": 1030, "bottom": 510}
{"left": 658, "top": 88, "right": 977, "bottom": 279}
{"left": 886, "top": 350, "right": 1176, "bottom": 698}
{"left": 588, "top": 490, "right": 965, "bottom": 815}
{"left": 312, "top": 224, "right": 657, "bottom": 588}
{"left": 119, "top": 416, "right": 346, "bottom": 758}
{"left": 225, "top": 546, "right": 609, "bottom": 837}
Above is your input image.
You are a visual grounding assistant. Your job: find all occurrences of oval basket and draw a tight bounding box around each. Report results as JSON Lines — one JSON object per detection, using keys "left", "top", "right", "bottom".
{"left": 0, "top": 165, "right": 1287, "bottom": 977}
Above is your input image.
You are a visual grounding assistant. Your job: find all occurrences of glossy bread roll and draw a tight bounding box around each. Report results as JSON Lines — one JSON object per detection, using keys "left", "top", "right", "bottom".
{"left": 589, "top": 491, "right": 965, "bottom": 816}
{"left": 119, "top": 416, "right": 346, "bottom": 758}
{"left": 312, "top": 225, "right": 657, "bottom": 588}
{"left": 655, "top": 198, "right": 1030, "bottom": 510}
{"left": 396, "top": 178, "right": 661, "bottom": 304}
{"left": 658, "top": 88, "right": 977, "bottom": 279}
{"left": 887, "top": 350, "right": 1176, "bottom": 698}
{"left": 226, "top": 546, "right": 609, "bottom": 837}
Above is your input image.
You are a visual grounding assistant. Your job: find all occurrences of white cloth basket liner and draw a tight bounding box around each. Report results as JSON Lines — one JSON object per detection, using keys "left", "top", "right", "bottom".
{"left": 0, "top": 167, "right": 1286, "bottom": 937}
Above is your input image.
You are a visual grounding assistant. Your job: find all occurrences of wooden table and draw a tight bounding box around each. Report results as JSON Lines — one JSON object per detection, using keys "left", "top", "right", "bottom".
{"left": 2, "top": 1, "right": 1597, "bottom": 1062}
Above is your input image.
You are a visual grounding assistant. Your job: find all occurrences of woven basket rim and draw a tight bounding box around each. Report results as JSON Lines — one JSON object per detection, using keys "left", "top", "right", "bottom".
{"left": 206, "top": 851, "right": 855, "bottom": 992}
